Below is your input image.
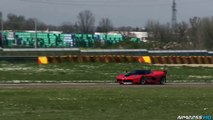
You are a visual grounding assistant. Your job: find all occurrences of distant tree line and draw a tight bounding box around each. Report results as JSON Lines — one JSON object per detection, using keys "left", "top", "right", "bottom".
{"left": 0, "top": 10, "right": 146, "bottom": 34}
{"left": 0, "top": 10, "right": 114, "bottom": 34}
{"left": 146, "top": 16, "right": 213, "bottom": 50}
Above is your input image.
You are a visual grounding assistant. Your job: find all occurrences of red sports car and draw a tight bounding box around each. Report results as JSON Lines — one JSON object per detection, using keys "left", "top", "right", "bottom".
{"left": 116, "top": 70, "right": 167, "bottom": 85}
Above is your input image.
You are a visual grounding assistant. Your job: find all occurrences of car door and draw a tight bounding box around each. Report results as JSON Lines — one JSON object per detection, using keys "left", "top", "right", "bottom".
{"left": 144, "top": 72, "right": 156, "bottom": 84}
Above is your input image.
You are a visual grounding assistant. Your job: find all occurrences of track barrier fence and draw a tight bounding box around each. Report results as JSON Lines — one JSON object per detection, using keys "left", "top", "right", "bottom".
{"left": 38, "top": 56, "right": 213, "bottom": 64}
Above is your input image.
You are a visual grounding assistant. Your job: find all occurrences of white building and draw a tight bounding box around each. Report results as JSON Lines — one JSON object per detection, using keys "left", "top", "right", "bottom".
{"left": 129, "top": 32, "right": 148, "bottom": 42}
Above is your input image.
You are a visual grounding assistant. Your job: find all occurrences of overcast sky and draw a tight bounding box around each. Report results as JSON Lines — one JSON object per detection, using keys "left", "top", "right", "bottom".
{"left": 0, "top": 0, "right": 213, "bottom": 27}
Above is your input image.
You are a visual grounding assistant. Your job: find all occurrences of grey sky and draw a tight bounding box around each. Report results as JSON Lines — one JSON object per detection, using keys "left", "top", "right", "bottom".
{"left": 0, "top": 0, "right": 213, "bottom": 27}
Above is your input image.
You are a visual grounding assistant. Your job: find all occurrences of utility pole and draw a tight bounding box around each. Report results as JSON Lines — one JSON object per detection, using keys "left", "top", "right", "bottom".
{"left": 34, "top": 19, "right": 38, "bottom": 48}
{"left": 0, "top": 12, "right": 3, "bottom": 48}
{"left": 172, "top": 0, "right": 177, "bottom": 29}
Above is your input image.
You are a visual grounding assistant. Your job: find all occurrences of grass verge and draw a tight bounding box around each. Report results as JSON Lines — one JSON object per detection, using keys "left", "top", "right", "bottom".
{"left": 0, "top": 62, "right": 213, "bottom": 83}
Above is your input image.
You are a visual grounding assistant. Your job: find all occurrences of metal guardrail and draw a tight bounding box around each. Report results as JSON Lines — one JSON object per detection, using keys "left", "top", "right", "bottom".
{"left": 81, "top": 49, "right": 148, "bottom": 56}
{"left": 149, "top": 50, "right": 208, "bottom": 53}
{"left": 0, "top": 48, "right": 212, "bottom": 56}
{"left": 81, "top": 49, "right": 147, "bottom": 52}
{"left": 0, "top": 56, "right": 37, "bottom": 62}
{"left": 148, "top": 50, "right": 209, "bottom": 56}
{"left": 208, "top": 51, "right": 213, "bottom": 56}
{"left": 0, "top": 48, "right": 81, "bottom": 57}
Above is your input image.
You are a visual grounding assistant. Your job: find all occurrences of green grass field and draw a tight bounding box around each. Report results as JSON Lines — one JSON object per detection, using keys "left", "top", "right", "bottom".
{"left": 0, "top": 62, "right": 213, "bottom": 83}
{"left": 0, "top": 62, "right": 212, "bottom": 120}
{"left": 0, "top": 87, "right": 212, "bottom": 120}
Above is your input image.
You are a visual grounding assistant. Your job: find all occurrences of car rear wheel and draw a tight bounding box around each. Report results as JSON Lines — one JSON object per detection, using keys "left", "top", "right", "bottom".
{"left": 160, "top": 77, "right": 166, "bottom": 85}
{"left": 140, "top": 77, "right": 146, "bottom": 85}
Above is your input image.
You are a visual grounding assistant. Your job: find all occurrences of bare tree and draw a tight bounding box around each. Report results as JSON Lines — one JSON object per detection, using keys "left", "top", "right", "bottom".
{"left": 146, "top": 20, "right": 174, "bottom": 43}
{"left": 200, "top": 17, "right": 213, "bottom": 50}
{"left": 189, "top": 17, "right": 202, "bottom": 49}
{"left": 5, "top": 13, "right": 26, "bottom": 30}
{"left": 176, "top": 21, "right": 188, "bottom": 42}
{"left": 77, "top": 10, "right": 95, "bottom": 34}
{"left": 96, "top": 18, "right": 113, "bottom": 33}
{"left": 58, "top": 22, "right": 76, "bottom": 33}
{"left": 145, "top": 20, "right": 161, "bottom": 41}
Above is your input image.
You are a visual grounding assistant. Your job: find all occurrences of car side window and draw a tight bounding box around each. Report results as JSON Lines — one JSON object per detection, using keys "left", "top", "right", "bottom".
{"left": 147, "top": 70, "right": 151, "bottom": 74}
